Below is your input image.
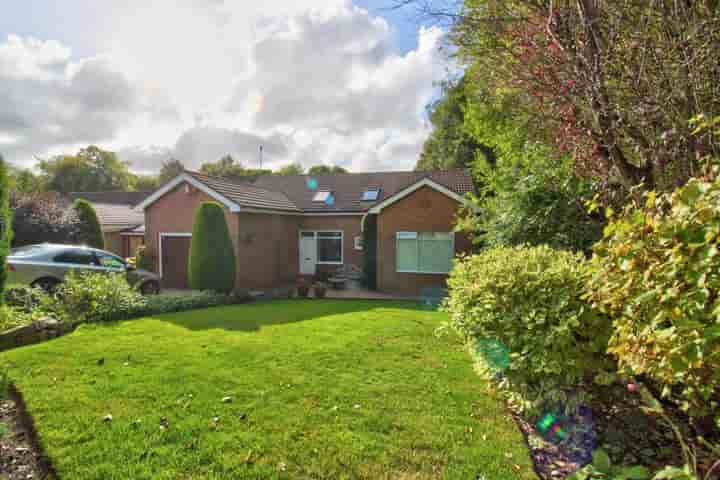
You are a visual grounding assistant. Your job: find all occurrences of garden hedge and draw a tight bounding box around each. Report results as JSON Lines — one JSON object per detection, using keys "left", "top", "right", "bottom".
{"left": 188, "top": 202, "right": 236, "bottom": 293}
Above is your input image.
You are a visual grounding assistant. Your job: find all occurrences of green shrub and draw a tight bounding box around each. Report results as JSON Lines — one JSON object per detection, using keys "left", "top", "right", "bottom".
{"left": 73, "top": 198, "right": 104, "bottom": 249}
{"left": 0, "top": 156, "right": 11, "bottom": 303}
{"left": 0, "top": 304, "right": 47, "bottom": 331}
{"left": 4, "top": 285, "right": 44, "bottom": 311}
{"left": 444, "top": 245, "right": 613, "bottom": 413}
{"left": 188, "top": 202, "right": 236, "bottom": 292}
{"left": 44, "top": 271, "right": 145, "bottom": 324}
{"left": 586, "top": 179, "right": 720, "bottom": 419}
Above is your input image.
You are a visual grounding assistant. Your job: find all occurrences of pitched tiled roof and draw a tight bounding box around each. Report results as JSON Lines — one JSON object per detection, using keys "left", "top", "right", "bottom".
{"left": 69, "top": 191, "right": 152, "bottom": 205}
{"left": 251, "top": 169, "right": 475, "bottom": 213}
{"left": 70, "top": 191, "right": 152, "bottom": 228}
{"left": 185, "top": 171, "right": 301, "bottom": 212}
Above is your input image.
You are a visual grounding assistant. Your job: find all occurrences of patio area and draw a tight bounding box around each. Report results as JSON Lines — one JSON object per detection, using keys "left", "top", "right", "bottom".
{"left": 324, "top": 283, "right": 417, "bottom": 301}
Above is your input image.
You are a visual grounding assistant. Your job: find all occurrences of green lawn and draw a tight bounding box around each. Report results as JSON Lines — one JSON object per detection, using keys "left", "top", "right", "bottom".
{"left": 1, "top": 300, "right": 535, "bottom": 480}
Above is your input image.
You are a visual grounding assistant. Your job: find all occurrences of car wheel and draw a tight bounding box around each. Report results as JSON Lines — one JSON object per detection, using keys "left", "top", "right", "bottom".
{"left": 31, "top": 277, "right": 61, "bottom": 293}
{"left": 140, "top": 281, "right": 160, "bottom": 295}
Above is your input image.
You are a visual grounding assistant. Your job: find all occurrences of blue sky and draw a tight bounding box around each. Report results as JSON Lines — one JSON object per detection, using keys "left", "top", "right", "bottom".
{"left": 0, "top": 0, "right": 448, "bottom": 172}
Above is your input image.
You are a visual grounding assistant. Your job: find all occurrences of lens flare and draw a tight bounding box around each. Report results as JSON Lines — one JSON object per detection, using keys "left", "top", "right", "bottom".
{"left": 306, "top": 178, "right": 319, "bottom": 190}
{"left": 473, "top": 338, "right": 510, "bottom": 371}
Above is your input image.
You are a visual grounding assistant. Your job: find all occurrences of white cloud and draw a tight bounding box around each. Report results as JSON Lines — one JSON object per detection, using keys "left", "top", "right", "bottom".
{"left": 1, "top": 2, "right": 446, "bottom": 173}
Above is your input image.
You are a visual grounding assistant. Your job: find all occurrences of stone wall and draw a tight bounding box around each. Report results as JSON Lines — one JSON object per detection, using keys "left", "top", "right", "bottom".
{"left": 0, "top": 319, "right": 76, "bottom": 352}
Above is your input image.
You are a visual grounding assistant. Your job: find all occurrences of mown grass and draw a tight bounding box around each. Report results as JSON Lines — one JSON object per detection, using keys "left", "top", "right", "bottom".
{"left": 0, "top": 300, "right": 535, "bottom": 479}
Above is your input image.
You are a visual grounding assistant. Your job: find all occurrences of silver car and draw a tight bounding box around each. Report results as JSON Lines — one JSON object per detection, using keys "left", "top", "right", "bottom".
{"left": 7, "top": 244, "right": 161, "bottom": 294}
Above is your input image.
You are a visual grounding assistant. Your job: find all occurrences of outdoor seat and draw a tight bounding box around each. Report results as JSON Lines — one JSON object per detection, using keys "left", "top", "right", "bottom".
{"left": 330, "top": 264, "right": 363, "bottom": 289}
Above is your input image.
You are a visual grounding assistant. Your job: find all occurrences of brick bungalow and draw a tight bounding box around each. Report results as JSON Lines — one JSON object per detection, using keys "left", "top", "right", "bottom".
{"left": 69, "top": 191, "right": 150, "bottom": 258}
{"left": 135, "top": 169, "right": 476, "bottom": 295}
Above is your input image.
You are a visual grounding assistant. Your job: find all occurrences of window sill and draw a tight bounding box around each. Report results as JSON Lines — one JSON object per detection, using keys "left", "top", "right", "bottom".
{"left": 318, "top": 261, "right": 343, "bottom": 265}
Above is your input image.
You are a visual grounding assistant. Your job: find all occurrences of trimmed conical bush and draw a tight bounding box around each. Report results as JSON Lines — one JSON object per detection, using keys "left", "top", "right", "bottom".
{"left": 73, "top": 198, "right": 104, "bottom": 249}
{"left": 188, "top": 202, "right": 236, "bottom": 292}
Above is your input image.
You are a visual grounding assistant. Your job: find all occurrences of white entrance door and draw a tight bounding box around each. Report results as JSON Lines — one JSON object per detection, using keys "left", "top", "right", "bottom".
{"left": 299, "top": 232, "right": 317, "bottom": 275}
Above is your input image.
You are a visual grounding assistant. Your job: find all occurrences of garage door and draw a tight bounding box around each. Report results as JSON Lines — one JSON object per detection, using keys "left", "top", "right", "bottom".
{"left": 161, "top": 235, "right": 192, "bottom": 289}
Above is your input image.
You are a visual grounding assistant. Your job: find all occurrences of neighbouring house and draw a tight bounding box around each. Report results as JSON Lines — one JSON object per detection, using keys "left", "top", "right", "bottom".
{"left": 135, "top": 169, "right": 476, "bottom": 295}
{"left": 69, "top": 191, "right": 151, "bottom": 258}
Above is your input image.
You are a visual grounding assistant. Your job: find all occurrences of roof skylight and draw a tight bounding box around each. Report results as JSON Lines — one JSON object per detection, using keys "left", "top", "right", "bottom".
{"left": 313, "top": 191, "right": 333, "bottom": 202}
{"left": 361, "top": 188, "right": 380, "bottom": 201}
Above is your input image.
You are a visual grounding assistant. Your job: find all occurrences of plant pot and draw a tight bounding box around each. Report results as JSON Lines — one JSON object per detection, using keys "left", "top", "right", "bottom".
{"left": 313, "top": 284, "right": 327, "bottom": 299}
{"left": 297, "top": 285, "right": 310, "bottom": 298}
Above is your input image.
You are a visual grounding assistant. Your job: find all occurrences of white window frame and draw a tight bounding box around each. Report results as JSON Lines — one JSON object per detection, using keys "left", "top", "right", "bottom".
{"left": 395, "top": 231, "right": 455, "bottom": 275}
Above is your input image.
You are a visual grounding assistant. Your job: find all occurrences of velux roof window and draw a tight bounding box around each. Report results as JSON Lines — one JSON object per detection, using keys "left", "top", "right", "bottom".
{"left": 361, "top": 188, "right": 380, "bottom": 201}
{"left": 313, "top": 190, "right": 333, "bottom": 202}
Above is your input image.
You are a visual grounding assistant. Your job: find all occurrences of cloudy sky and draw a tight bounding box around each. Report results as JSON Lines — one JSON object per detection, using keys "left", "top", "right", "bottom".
{"left": 0, "top": 0, "right": 451, "bottom": 174}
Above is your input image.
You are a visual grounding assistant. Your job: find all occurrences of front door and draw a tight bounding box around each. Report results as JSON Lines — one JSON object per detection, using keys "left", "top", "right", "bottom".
{"left": 299, "top": 232, "right": 316, "bottom": 275}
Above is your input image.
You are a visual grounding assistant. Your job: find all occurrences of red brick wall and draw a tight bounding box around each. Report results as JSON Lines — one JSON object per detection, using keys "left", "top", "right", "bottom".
{"left": 234, "top": 212, "right": 301, "bottom": 288}
{"left": 143, "top": 182, "right": 240, "bottom": 278}
{"left": 376, "top": 186, "right": 472, "bottom": 295}
{"left": 298, "top": 216, "right": 364, "bottom": 276}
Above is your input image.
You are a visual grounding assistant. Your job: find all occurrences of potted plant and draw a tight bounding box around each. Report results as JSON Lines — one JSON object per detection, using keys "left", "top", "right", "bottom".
{"left": 313, "top": 282, "right": 327, "bottom": 299}
{"left": 297, "top": 279, "right": 310, "bottom": 298}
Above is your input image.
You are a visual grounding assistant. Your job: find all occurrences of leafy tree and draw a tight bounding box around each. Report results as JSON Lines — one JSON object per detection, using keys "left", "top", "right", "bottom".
{"left": 10, "top": 192, "right": 81, "bottom": 247}
{"left": 73, "top": 199, "right": 105, "bottom": 249}
{"left": 0, "top": 156, "right": 12, "bottom": 303}
{"left": 307, "top": 165, "right": 348, "bottom": 175}
{"left": 448, "top": 0, "right": 720, "bottom": 198}
{"left": 456, "top": 82, "right": 603, "bottom": 252}
{"left": 8, "top": 165, "right": 44, "bottom": 194}
{"left": 132, "top": 174, "right": 160, "bottom": 191}
{"left": 275, "top": 163, "right": 304, "bottom": 175}
{"left": 199, "top": 155, "right": 271, "bottom": 181}
{"left": 158, "top": 158, "right": 186, "bottom": 183}
{"left": 40, "top": 146, "right": 134, "bottom": 193}
{"left": 416, "top": 76, "right": 495, "bottom": 171}
{"left": 188, "top": 202, "right": 236, "bottom": 293}
{"left": 200, "top": 155, "right": 245, "bottom": 179}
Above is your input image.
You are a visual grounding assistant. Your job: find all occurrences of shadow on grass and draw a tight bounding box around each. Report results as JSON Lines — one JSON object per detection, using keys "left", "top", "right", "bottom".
{"left": 154, "top": 299, "right": 421, "bottom": 333}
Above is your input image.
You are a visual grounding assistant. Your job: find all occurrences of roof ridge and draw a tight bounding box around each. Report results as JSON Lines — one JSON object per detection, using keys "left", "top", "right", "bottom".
{"left": 185, "top": 170, "right": 291, "bottom": 197}
{"left": 253, "top": 167, "right": 472, "bottom": 179}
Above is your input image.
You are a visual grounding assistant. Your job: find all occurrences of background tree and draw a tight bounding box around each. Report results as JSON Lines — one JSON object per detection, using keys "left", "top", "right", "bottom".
{"left": 39, "top": 146, "right": 134, "bottom": 193}
{"left": 0, "top": 156, "right": 12, "bottom": 303}
{"left": 199, "top": 155, "right": 272, "bottom": 181}
{"left": 416, "top": 76, "right": 495, "bottom": 171}
{"left": 10, "top": 192, "right": 81, "bottom": 247}
{"left": 307, "top": 165, "right": 348, "bottom": 175}
{"left": 131, "top": 174, "right": 160, "bottom": 191}
{"left": 158, "top": 158, "right": 186, "bottom": 183}
{"left": 399, "top": 0, "right": 720, "bottom": 202}
{"left": 275, "top": 163, "right": 304, "bottom": 175}
{"left": 188, "top": 202, "right": 236, "bottom": 293}
{"left": 8, "top": 165, "right": 44, "bottom": 194}
{"left": 73, "top": 199, "right": 105, "bottom": 249}
{"left": 454, "top": 78, "right": 603, "bottom": 251}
